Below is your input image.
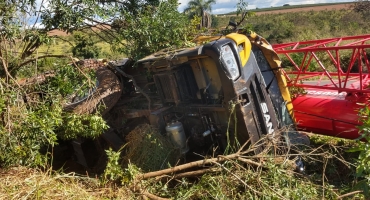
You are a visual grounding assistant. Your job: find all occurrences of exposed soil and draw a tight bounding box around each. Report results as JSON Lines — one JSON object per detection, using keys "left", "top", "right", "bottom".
{"left": 47, "top": 25, "right": 111, "bottom": 36}
{"left": 47, "top": 29, "right": 69, "bottom": 36}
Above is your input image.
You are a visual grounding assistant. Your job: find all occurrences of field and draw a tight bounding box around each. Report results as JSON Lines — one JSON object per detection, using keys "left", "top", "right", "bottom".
{"left": 254, "top": 3, "right": 353, "bottom": 15}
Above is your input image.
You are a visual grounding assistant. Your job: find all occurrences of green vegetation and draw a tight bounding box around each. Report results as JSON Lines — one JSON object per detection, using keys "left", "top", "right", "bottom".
{"left": 349, "top": 105, "right": 370, "bottom": 196}
{"left": 0, "top": 64, "right": 107, "bottom": 167}
{"left": 109, "top": 1, "right": 196, "bottom": 60}
{"left": 217, "top": 8, "right": 370, "bottom": 44}
{"left": 0, "top": 134, "right": 362, "bottom": 199}
{"left": 224, "top": 2, "right": 352, "bottom": 14}
{"left": 184, "top": 0, "right": 216, "bottom": 28}
{"left": 72, "top": 33, "right": 102, "bottom": 59}
{"left": 1, "top": 0, "right": 370, "bottom": 199}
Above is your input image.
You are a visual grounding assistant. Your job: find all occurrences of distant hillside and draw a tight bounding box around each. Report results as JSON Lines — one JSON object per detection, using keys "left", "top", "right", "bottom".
{"left": 222, "top": 2, "right": 354, "bottom": 16}
{"left": 47, "top": 24, "right": 111, "bottom": 37}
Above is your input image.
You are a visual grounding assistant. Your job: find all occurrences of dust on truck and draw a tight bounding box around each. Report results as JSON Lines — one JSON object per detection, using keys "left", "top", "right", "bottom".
{"left": 108, "top": 31, "right": 298, "bottom": 157}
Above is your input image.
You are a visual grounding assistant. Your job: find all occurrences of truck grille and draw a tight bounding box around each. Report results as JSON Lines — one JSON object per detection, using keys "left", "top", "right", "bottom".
{"left": 154, "top": 64, "right": 198, "bottom": 104}
{"left": 249, "top": 75, "right": 268, "bottom": 135}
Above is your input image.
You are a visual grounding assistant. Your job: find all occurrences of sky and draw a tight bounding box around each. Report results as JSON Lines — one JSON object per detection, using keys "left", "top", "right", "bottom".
{"left": 178, "top": 0, "right": 354, "bottom": 14}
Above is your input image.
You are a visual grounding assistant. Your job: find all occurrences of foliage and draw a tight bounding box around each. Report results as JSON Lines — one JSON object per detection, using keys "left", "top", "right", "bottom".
{"left": 72, "top": 33, "right": 101, "bottom": 59}
{"left": 41, "top": 0, "right": 161, "bottom": 33}
{"left": 1, "top": 0, "right": 189, "bottom": 78}
{"left": 103, "top": 148, "right": 142, "bottom": 186}
{"left": 184, "top": 0, "right": 216, "bottom": 15}
{"left": 281, "top": 53, "right": 316, "bottom": 72}
{"left": 103, "top": 148, "right": 124, "bottom": 182}
{"left": 183, "top": 0, "right": 216, "bottom": 28}
{"left": 39, "top": 0, "right": 197, "bottom": 61}
{"left": 225, "top": 9, "right": 370, "bottom": 44}
{"left": 41, "top": 64, "right": 96, "bottom": 98}
{"left": 210, "top": 14, "right": 219, "bottom": 28}
{"left": 236, "top": 0, "right": 249, "bottom": 16}
{"left": 0, "top": 0, "right": 52, "bottom": 78}
{"left": 0, "top": 64, "right": 108, "bottom": 167}
{"left": 111, "top": 0, "right": 197, "bottom": 61}
{"left": 350, "top": 105, "right": 370, "bottom": 196}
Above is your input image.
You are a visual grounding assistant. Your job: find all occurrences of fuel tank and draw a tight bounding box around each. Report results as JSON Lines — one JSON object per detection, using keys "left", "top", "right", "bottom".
{"left": 166, "top": 121, "right": 189, "bottom": 154}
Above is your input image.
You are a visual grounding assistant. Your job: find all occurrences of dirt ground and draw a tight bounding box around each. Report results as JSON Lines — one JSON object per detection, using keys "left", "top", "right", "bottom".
{"left": 47, "top": 29, "right": 69, "bottom": 36}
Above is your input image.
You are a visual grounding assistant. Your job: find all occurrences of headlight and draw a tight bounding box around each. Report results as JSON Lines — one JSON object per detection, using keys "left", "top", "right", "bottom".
{"left": 221, "top": 44, "right": 240, "bottom": 80}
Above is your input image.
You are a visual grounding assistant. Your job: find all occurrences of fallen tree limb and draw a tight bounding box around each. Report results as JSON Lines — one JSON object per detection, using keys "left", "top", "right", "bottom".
{"left": 237, "top": 157, "right": 263, "bottom": 168}
{"left": 140, "top": 190, "right": 170, "bottom": 200}
{"left": 159, "top": 168, "right": 223, "bottom": 181}
{"left": 138, "top": 151, "right": 261, "bottom": 180}
{"left": 337, "top": 190, "right": 362, "bottom": 199}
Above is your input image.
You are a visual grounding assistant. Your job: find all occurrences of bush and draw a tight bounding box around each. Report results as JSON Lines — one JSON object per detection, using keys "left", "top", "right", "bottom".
{"left": 72, "top": 33, "right": 101, "bottom": 59}
{"left": 0, "top": 64, "right": 108, "bottom": 167}
{"left": 350, "top": 105, "right": 370, "bottom": 197}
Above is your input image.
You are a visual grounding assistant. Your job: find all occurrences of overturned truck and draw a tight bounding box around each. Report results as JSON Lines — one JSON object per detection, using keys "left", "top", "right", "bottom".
{"left": 70, "top": 32, "right": 306, "bottom": 170}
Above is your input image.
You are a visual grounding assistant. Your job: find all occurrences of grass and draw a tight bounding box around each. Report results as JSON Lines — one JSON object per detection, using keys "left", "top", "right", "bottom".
{"left": 36, "top": 37, "right": 124, "bottom": 60}
{"left": 0, "top": 133, "right": 363, "bottom": 199}
{"left": 0, "top": 167, "right": 134, "bottom": 199}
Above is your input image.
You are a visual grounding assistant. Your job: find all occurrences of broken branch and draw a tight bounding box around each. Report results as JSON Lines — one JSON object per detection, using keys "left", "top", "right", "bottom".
{"left": 138, "top": 151, "right": 261, "bottom": 180}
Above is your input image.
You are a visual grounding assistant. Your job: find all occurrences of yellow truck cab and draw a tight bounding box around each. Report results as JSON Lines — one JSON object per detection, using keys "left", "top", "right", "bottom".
{"left": 120, "top": 32, "right": 300, "bottom": 154}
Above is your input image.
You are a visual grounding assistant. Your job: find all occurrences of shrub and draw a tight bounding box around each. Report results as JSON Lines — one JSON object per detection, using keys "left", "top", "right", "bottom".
{"left": 350, "top": 105, "right": 370, "bottom": 197}
{"left": 0, "top": 64, "right": 108, "bottom": 167}
{"left": 72, "top": 33, "right": 101, "bottom": 59}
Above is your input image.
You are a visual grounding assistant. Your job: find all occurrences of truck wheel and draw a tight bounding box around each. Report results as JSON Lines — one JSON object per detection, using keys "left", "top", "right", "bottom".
{"left": 63, "top": 66, "right": 122, "bottom": 116}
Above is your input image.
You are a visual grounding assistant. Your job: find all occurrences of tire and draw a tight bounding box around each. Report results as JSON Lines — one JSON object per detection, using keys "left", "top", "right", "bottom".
{"left": 63, "top": 66, "right": 122, "bottom": 116}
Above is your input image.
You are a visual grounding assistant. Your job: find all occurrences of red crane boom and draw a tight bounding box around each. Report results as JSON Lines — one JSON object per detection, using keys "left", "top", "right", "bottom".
{"left": 272, "top": 35, "right": 370, "bottom": 139}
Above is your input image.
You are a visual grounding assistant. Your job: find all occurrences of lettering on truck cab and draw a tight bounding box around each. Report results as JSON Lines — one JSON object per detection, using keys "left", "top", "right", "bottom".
{"left": 260, "top": 102, "right": 274, "bottom": 135}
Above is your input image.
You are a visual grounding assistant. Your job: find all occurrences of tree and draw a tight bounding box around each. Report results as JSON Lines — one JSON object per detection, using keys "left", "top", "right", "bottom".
{"left": 184, "top": 0, "right": 216, "bottom": 28}
{"left": 0, "top": 0, "right": 194, "bottom": 79}
{"left": 108, "top": 0, "right": 195, "bottom": 60}
{"left": 0, "top": 0, "right": 196, "bottom": 167}
{"left": 72, "top": 33, "right": 101, "bottom": 59}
